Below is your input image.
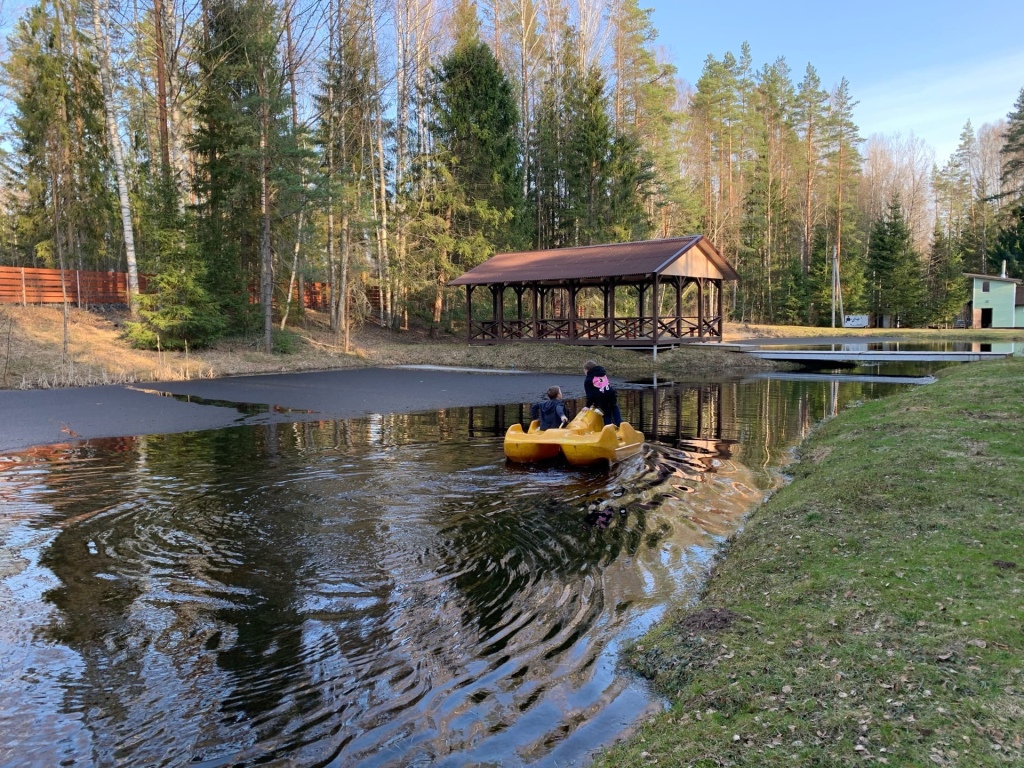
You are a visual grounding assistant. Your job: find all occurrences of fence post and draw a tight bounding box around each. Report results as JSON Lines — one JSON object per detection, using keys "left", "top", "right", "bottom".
{"left": 21, "top": 267, "right": 27, "bottom": 306}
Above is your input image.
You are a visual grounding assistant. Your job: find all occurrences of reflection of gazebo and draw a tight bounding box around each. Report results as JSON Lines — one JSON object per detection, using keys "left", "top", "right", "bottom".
{"left": 449, "top": 236, "right": 739, "bottom": 349}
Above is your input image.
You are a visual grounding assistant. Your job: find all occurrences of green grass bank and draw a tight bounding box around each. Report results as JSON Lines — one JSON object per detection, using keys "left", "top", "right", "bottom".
{"left": 596, "top": 358, "right": 1024, "bottom": 767}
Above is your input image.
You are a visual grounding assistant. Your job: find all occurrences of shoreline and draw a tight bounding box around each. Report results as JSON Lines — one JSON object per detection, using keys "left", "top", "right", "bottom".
{"left": 594, "top": 357, "right": 1024, "bottom": 767}
{"left": 0, "top": 367, "right": 591, "bottom": 453}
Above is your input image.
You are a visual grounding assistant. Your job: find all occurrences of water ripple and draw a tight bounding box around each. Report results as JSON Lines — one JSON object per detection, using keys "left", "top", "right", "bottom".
{"left": 0, "top": 385, "right": 831, "bottom": 767}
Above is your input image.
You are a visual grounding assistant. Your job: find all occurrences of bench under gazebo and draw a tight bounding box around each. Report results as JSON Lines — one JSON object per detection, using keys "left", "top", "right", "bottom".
{"left": 448, "top": 236, "right": 739, "bottom": 350}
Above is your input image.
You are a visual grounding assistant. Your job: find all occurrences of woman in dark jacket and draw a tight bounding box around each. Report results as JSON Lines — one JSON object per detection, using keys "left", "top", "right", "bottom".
{"left": 582, "top": 360, "right": 622, "bottom": 426}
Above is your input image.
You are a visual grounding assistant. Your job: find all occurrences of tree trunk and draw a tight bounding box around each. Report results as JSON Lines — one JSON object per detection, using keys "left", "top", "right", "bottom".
{"left": 152, "top": 0, "right": 172, "bottom": 180}
{"left": 93, "top": 0, "right": 140, "bottom": 317}
{"left": 280, "top": 0, "right": 304, "bottom": 331}
{"left": 803, "top": 116, "right": 814, "bottom": 275}
{"left": 369, "top": 0, "right": 390, "bottom": 329}
{"left": 260, "top": 100, "right": 273, "bottom": 354}
{"left": 339, "top": 213, "right": 349, "bottom": 352}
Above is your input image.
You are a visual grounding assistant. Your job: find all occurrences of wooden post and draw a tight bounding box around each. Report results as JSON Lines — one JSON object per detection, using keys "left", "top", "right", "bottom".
{"left": 716, "top": 279, "right": 723, "bottom": 338}
{"left": 514, "top": 286, "right": 524, "bottom": 337}
{"left": 697, "top": 278, "right": 705, "bottom": 338}
{"left": 531, "top": 285, "right": 540, "bottom": 339}
{"left": 495, "top": 284, "right": 504, "bottom": 339}
{"left": 465, "top": 285, "right": 474, "bottom": 342}
{"left": 652, "top": 275, "right": 660, "bottom": 351}
{"left": 568, "top": 283, "right": 577, "bottom": 340}
{"left": 637, "top": 284, "right": 646, "bottom": 338}
{"left": 675, "top": 277, "right": 683, "bottom": 337}
{"left": 608, "top": 280, "right": 617, "bottom": 341}
{"left": 21, "top": 267, "right": 27, "bottom": 306}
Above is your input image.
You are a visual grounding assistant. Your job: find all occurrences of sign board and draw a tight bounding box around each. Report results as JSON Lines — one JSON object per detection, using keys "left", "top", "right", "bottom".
{"left": 843, "top": 314, "right": 870, "bottom": 328}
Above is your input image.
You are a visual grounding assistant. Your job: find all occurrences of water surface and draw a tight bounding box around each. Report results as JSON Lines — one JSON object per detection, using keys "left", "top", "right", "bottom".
{"left": 1, "top": 376, "right": 911, "bottom": 767}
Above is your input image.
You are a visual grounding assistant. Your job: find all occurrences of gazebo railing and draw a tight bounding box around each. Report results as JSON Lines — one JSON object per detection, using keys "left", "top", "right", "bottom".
{"left": 535, "top": 319, "right": 572, "bottom": 339}
{"left": 467, "top": 315, "right": 721, "bottom": 343}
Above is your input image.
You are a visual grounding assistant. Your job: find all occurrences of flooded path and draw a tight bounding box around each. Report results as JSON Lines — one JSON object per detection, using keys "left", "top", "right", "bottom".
{"left": 1, "top": 375, "right": 913, "bottom": 767}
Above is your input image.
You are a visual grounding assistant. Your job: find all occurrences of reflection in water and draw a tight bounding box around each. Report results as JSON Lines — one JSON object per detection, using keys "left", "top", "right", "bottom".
{"left": 0, "top": 376, "right": 910, "bottom": 767}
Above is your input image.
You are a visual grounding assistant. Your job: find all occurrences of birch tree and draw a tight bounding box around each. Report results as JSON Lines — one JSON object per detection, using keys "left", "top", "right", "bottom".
{"left": 92, "top": 0, "right": 140, "bottom": 316}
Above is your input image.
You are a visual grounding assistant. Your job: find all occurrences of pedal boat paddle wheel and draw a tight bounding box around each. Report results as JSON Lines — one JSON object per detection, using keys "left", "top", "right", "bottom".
{"left": 503, "top": 407, "right": 644, "bottom": 466}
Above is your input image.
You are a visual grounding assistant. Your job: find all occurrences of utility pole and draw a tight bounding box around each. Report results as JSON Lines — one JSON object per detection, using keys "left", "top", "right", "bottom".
{"left": 831, "top": 246, "right": 844, "bottom": 327}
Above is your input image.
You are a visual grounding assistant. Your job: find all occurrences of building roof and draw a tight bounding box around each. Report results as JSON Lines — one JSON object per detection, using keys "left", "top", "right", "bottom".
{"left": 964, "top": 272, "right": 1021, "bottom": 284}
{"left": 448, "top": 235, "right": 739, "bottom": 286}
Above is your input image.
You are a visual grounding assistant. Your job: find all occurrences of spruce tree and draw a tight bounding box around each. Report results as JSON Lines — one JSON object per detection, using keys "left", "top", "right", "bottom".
{"left": 926, "top": 223, "right": 970, "bottom": 326}
{"left": 430, "top": 15, "right": 523, "bottom": 253}
{"left": 190, "top": 0, "right": 301, "bottom": 345}
{"left": 420, "top": 7, "right": 522, "bottom": 327}
{"left": 867, "top": 195, "right": 925, "bottom": 327}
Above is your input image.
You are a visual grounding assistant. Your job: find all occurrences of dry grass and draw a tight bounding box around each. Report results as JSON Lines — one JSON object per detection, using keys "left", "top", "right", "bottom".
{"left": 0, "top": 305, "right": 387, "bottom": 388}
{"left": 9, "top": 306, "right": 1000, "bottom": 391}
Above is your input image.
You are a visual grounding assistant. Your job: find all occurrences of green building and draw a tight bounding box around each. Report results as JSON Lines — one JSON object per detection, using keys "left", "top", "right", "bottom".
{"left": 965, "top": 271, "right": 1024, "bottom": 328}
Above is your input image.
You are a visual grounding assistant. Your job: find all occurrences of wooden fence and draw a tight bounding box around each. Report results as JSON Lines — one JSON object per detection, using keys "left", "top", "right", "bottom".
{"left": 0, "top": 266, "right": 151, "bottom": 306}
{"left": 0, "top": 265, "right": 339, "bottom": 311}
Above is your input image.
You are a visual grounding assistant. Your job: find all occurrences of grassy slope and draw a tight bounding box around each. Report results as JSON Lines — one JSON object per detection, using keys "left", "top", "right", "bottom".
{"left": 596, "top": 358, "right": 1024, "bottom": 767}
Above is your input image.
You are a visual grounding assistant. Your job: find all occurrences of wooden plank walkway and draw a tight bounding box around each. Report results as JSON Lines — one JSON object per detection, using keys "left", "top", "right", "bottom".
{"left": 744, "top": 350, "right": 1012, "bottom": 363}
{"left": 742, "top": 371, "right": 937, "bottom": 384}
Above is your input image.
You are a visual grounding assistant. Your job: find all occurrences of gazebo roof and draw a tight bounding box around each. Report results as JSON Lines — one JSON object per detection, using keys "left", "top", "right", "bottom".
{"left": 449, "top": 236, "right": 739, "bottom": 286}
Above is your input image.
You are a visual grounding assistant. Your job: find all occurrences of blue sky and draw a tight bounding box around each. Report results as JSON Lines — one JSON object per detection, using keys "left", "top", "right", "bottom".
{"left": 646, "top": 0, "right": 1024, "bottom": 161}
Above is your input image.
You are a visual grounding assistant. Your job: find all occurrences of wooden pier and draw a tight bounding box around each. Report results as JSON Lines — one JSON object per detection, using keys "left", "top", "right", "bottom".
{"left": 742, "top": 350, "right": 1012, "bottom": 364}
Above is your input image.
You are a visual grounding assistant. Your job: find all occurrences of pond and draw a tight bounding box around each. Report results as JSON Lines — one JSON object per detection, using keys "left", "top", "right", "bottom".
{"left": 0, "top": 372, "right": 923, "bottom": 767}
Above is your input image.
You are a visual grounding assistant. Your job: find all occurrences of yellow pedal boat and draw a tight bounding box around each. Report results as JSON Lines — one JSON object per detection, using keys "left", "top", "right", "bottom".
{"left": 503, "top": 407, "right": 644, "bottom": 466}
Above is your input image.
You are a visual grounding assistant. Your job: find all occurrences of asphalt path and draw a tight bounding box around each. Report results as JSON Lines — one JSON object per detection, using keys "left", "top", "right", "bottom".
{"left": 0, "top": 367, "right": 586, "bottom": 453}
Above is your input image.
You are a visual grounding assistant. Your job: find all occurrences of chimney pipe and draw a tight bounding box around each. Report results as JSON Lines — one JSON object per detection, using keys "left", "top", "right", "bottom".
{"left": 1002, "top": 260, "right": 1007, "bottom": 278}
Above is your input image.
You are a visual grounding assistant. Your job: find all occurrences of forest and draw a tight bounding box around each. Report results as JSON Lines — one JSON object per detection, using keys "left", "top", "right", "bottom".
{"left": 1, "top": 0, "right": 1023, "bottom": 351}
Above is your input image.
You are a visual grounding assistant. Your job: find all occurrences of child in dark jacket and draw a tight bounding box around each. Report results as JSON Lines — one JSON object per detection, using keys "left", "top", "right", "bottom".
{"left": 582, "top": 360, "right": 622, "bottom": 426}
{"left": 531, "top": 386, "right": 569, "bottom": 430}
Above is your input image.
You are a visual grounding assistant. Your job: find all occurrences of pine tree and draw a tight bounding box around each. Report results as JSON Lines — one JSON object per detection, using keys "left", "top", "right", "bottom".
{"left": 315, "top": 0, "right": 379, "bottom": 342}
{"left": 741, "top": 57, "right": 797, "bottom": 322}
{"left": 123, "top": 201, "right": 225, "bottom": 350}
{"left": 532, "top": 26, "right": 652, "bottom": 251}
{"left": 999, "top": 87, "right": 1024, "bottom": 199}
{"left": 608, "top": 0, "right": 683, "bottom": 236}
{"left": 822, "top": 78, "right": 864, "bottom": 317}
{"left": 991, "top": 201, "right": 1024, "bottom": 278}
{"left": 5, "top": 1, "right": 112, "bottom": 273}
{"left": 793, "top": 64, "right": 828, "bottom": 275}
{"left": 689, "top": 45, "right": 755, "bottom": 314}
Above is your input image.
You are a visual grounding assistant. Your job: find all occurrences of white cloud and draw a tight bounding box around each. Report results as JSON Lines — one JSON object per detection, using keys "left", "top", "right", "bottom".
{"left": 855, "top": 50, "right": 1024, "bottom": 161}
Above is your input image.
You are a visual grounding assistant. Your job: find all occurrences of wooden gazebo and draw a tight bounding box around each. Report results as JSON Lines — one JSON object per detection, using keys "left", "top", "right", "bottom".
{"left": 449, "top": 236, "right": 739, "bottom": 349}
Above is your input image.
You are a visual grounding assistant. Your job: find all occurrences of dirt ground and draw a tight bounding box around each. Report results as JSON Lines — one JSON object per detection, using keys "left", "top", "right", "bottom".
{"left": 0, "top": 305, "right": 792, "bottom": 390}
